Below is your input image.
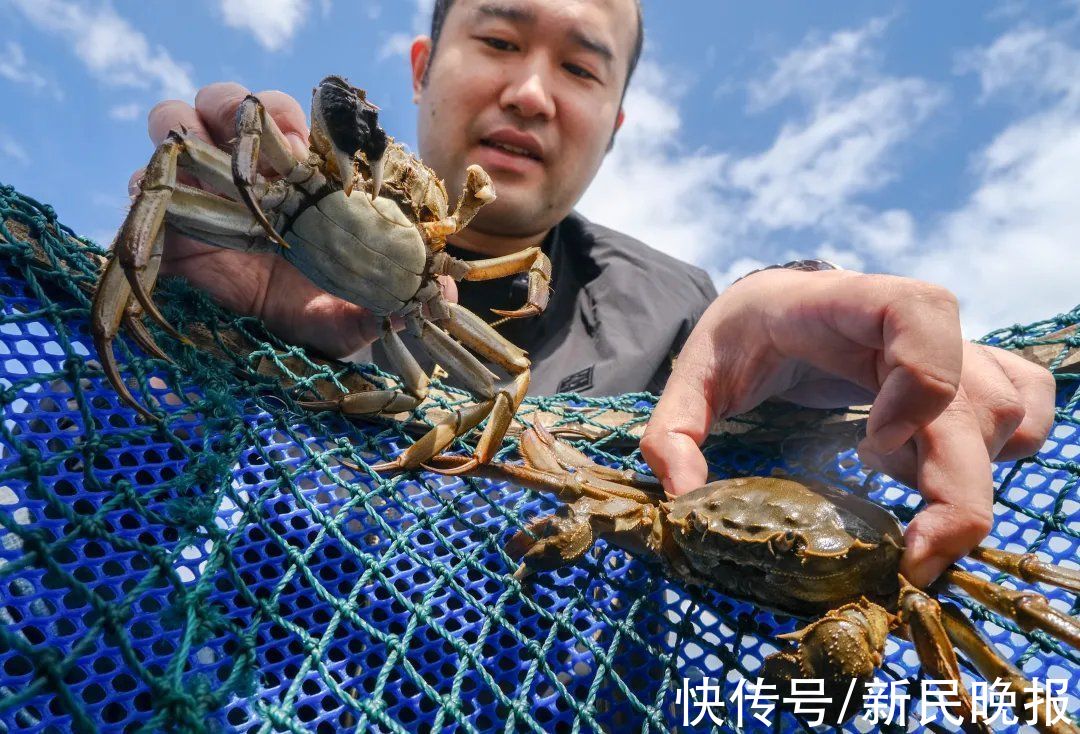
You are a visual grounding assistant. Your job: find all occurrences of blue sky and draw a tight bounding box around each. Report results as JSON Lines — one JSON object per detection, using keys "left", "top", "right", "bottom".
{"left": 2, "top": 0, "right": 1079, "bottom": 337}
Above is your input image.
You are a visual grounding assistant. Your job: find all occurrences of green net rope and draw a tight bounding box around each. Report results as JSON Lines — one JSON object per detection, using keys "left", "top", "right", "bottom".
{"left": 0, "top": 181, "right": 1078, "bottom": 732}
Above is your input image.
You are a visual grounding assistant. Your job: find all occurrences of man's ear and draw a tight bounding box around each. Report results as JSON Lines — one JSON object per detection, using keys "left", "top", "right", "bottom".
{"left": 410, "top": 36, "right": 433, "bottom": 101}
{"left": 606, "top": 108, "right": 626, "bottom": 152}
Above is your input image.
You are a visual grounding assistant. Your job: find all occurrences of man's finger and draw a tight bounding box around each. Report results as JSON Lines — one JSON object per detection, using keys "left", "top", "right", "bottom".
{"left": 641, "top": 307, "right": 734, "bottom": 496}
{"left": 898, "top": 390, "right": 994, "bottom": 588}
{"left": 751, "top": 272, "right": 963, "bottom": 454}
{"left": 148, "top": 100, "right": 209, "bottom": 146}
{"left": 984, "top": 346, "right": 1056, "bottom": 460}
{"left": 252, "top": 89, "right": 311, "bottom": 160}
{"left": 863, "top": 281, "right": 963, "bottom": 455}
{"left": 194, "top": 82, "right": 253, "bottom": 148}
{"left": 953, "top": 343, "right": 1026, "bottom": 459}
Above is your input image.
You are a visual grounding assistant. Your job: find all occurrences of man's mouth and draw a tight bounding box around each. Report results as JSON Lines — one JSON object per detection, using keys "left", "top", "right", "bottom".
{"left": 480, "top": 138, "right": 543, "bottom": 162}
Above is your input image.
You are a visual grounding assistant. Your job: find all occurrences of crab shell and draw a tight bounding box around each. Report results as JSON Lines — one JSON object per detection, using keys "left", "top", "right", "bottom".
{"left": 283, "top": 190, "right": 427, "bottom": 317}
{"left": 664, "top": 477, "right": 904, "bottom": 617}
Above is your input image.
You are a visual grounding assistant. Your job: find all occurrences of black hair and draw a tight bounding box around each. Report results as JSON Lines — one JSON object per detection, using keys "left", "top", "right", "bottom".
{"left": 425, "top": 0, "right": 644, "bottom": 101}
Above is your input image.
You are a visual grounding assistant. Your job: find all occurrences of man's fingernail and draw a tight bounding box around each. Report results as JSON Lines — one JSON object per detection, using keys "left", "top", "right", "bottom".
{"left": 868, "top": 419, "right": 916, "bottom": 456}
{"left": 901, "top": 534, "right": 947, "bottom": 587}
{"left": 856, "top": 439, "right": 882, "bottom": 466}
{"left": 287, "top": 133, "right": 308, "bottom": 158}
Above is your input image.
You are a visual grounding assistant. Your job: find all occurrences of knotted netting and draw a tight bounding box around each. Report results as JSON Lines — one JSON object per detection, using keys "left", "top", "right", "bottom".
{"left": 0, "top": 181, "right": 1077, "bottom": 733}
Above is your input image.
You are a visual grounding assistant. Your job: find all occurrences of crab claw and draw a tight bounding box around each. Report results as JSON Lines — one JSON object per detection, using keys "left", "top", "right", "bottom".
{"left": 335, "top": 149, "right": 356, "bottom": 197}
{"left": 311, "top": 76, "right": 389, "bottom": 199}
{"left": 368, "top": 152, "right": 385, "bottom": 201}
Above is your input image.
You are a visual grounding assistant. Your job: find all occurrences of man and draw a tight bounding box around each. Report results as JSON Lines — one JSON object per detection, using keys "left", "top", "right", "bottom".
{"left": 143, "top": 0, "right": 1054, "bottom": 587}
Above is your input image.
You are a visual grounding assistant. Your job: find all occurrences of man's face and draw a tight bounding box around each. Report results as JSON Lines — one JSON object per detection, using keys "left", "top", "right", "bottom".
{"left": 411, "top": 0, "right": 635, "bottom": 239}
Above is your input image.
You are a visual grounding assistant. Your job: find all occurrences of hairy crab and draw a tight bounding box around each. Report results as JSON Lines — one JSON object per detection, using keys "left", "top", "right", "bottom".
{"left": 93, "top": 76, "right": 551, "bottom": 471}
{"left": 428, "top": 424, "right": 1080, "bottom": 733}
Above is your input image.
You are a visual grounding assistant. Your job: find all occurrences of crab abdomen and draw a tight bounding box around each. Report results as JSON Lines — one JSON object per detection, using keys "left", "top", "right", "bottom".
{"left": 666, "top": 477, "right": 904, "bottom": 616}
{"left": 283, "top": 190, "right": 426, "bottom": 316}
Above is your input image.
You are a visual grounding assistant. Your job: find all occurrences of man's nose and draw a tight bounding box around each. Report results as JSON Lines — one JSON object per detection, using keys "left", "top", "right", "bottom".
{"left": 499, "top": 67, "right": 556, "bottom": 120}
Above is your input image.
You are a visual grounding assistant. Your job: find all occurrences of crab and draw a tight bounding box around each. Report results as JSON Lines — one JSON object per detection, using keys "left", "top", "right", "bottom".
{"left": 426, "top": 424, "right": 1080, "bottom": 733}
{"left": 92, "top": 75, "right": 552, "bottom": 472}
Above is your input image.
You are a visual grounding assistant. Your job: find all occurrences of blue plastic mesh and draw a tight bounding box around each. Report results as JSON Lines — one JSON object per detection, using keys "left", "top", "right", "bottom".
{"left": 0, "top": 183, "right": 1078, "bottom": 733}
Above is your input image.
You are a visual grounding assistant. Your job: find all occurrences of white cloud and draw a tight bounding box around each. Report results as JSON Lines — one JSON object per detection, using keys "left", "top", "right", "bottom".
{"left": 378, "top": 33, "right": 413, "bottom": 62}
{"left": 379, "top": 0, "right": 432, "bottom": 61}
{"left": 0, "top": 131, "right": 29, "bottom": 166}
{"left": 9, "top": 0, "right": 196, "bottom": 100}
{"left": 581, "top": 16, "right": 1080, "bottom": 336}
{"left": 0, "top": 41, "right": 55, "bottom": 96}
{"left": 580, "top": 17, "right": 938, "bottom": 286}
{"left": 729, "top": 79, "right": 941, "bottom": 234}
{"left": 218, "top": 0, "right": 309, "bottom": 52}
{"left": 577, "top": 60, "right": 731, "bottom": 269}
{"left": 108, "top": 102, "right": 142, "bottom": 121}
{"left": 747, "top": 17, "right": 891, "bottom": 111}
{"left": 901, "top": 24, "right": 1080, "bottom": 336}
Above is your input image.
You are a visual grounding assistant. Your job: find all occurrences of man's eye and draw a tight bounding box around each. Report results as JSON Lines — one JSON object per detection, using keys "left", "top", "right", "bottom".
{"left": 564, "top": 63, "right": 598, "bottom": 82}
{"left": 481, "top": 37, "right": 517, "bottom": 52}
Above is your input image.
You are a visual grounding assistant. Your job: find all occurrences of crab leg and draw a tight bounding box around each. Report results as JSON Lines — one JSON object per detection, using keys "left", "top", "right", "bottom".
{"left": 435, "top": 247, "right": 553, "bottom": 321}
{"left": 92, "top": 241, "right": 158, "bottom": 420}
{"left": 943, "top": 567, "right": 1080, "bottom": 649}
{"left": 424, "top": 422, "right": 663, "bottom": 497}
{"left": 301, "top": 324, "right": 430, "bottom": 414}
{"left": 969, "top": 546, "right": 1080, "bottom": 595}
{"left": 420, "top": 165, "right": 495, "bottom": 245}
{"left": 941, "top": 605, "right": 1080, "bottom": 734}
{"left": 232, "top": 95, "right": 313, "bottom": 249}
{"left": 518, "top": 421, "right": 664, "bottom": 494}
{"left": 114, "top": 137, "right": 190, "bottom": 345}
{"left": 369, "top": 317, "right": 504, "bottom": 471}
{"left": 93, "top": 131, "right": 283, "bottom": 418}
{"left": 438, "top": 302, "right": 535, "bottom": 472}
{"left": 898, "top": 581, "right": 990, "bottom": 733}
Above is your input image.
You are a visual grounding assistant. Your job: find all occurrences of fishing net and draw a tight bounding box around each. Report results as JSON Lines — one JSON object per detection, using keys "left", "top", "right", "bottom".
{"left": 0, "top": 181, "right": 1077, "bottom": 733}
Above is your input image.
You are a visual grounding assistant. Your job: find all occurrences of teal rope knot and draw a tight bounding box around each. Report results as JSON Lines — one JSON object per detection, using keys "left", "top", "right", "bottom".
{"left": 99, "top": 603, "right": 131, "bottom": 629}
{"left": 18, "top": 529, "right": 49, "bottom": 558}
{"left": 76, "top": 514, "right": 110, "bottom": 537}
{"left": 78, "top": 437, "right": 106, "bottom": 457}
{"left": 190, "top": 454, "right": 233, "bottom": 487}
{"left": 165, "top": 495, "right": 217, "bottom": 530}
{"left": 62, "top": 356, "right": 85, "bottom": 377}
{"left": 7, "top": 243, "right": 37, "bottom": 265}
{"left": 154, "top": 684, "right": 216, "bottom": 733}
{"left": 19, "top": 446, "right": 41, "bottom": 468}
{"left": 32, "top": 647, "right": 64, "bottom": 679}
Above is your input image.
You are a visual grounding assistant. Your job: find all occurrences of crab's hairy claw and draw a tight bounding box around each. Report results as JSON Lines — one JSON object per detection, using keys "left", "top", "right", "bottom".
{"left": 762, "top": 601, "right": 891, "bottom": 724}
{"left": 312, "top": 75, "right": 388, "bottom": 198}
{"left": 507, "top": 502, "right": 598, "bottom": 578}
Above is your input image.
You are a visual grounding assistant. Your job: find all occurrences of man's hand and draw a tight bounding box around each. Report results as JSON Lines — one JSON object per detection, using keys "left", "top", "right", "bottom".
{"left": 138, "top": 82, "right": 455, "bottom": 358}
{"left": 640, "top": 270, "right": 1056, "bottom": 588}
